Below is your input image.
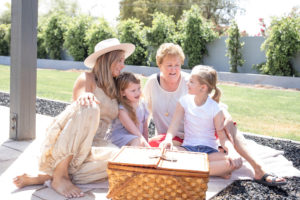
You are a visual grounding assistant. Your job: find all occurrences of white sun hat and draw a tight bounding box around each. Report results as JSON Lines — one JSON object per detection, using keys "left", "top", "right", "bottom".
{"left": 84, "top": 38, "right": 135, "bottom": 68}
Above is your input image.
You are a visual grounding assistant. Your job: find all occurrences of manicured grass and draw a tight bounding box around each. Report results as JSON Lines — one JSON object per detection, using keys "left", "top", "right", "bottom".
{"left": 1, "top": 65, "right": 299, "bottom": 141}
{"left": 218, "top": 84, "right": 300, "bottom": 141}
{"left": 0, "top": 65, "right": 80, "bottom": 102}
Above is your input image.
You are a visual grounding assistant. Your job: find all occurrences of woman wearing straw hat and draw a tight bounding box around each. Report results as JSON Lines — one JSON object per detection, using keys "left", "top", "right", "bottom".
{"left": 13, "top": 38, "right": 135, "bottom": 198}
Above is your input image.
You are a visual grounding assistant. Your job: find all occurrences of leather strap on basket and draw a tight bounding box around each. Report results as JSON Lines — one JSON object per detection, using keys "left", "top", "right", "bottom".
{"left": 106, "top": 172, "right": 140, "bottom": 198}
{"left": 149, "top": 147, "right": 177, "bottom": 163}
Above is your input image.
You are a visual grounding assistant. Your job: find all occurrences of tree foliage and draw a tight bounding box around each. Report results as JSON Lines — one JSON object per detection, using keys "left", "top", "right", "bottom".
{"left": 37, "top": 25, "right": 48, "bottom": 59}
{"left": 44, "top": 14, "right": 67, "bottom": 60}
{"left": 119, "top": 0, "right": 243, "bottom": 27}
{"left": 180, "top": 5, "right": 217, "bottom": 68}
{"left": 117, "top": 18, "right": 148, "bottom": 66}
{"left": 0, "top": 24, "right": 10, "bottom": 56}
{"left": 64, "top": 15, "right": 92, "bottom": 61}
{"left": 0, "top": 2, "right": 11, "bottom": 24}
{"left": 145, "top": 12, "right": 177, "bottom": 66}
{"left": 40, "top": 0, "right": 80, "bottom": 18}
{"left": 225, "top": 20, "right": 245, "bottom": 72}
{"left": 85, "top": 18, "right": 116, "bottom": 55}
{"left": 192, "top": 0, "right": 243, "bottom": 27}
{"left": 255, "top": 15, "right": 300, "bottom": 76}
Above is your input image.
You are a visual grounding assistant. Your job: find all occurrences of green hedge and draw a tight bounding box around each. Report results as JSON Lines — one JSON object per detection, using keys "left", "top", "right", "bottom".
{"left": 64, "top": 15, "right": 92, "bottom": 61}
{"left": 118, "top": 18, "right": 147, "bottom": 66}
{"left": 180, "top": 5, "right": 217, "bottom": 68}
{"left": 145, "top": 12, "right": 177, "bottom": 66}
{"left": 85, "top": 18, "right": 116, "bottom": 56}
{"left": 44, "top": 14, "right": 67, "bottom": 60}
{"left": 0, "top": 24, "right": 10, "bottom": 56}
{"left": 257, "top": 15, "right": 300, "bottom": 76}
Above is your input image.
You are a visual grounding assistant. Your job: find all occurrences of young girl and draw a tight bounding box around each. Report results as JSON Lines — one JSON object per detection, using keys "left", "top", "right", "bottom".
{"left": 161, "top": 65, "right": 242, "bottom": 178}
{"left": 109, "top": 72, "right": 150, "bottom": 147}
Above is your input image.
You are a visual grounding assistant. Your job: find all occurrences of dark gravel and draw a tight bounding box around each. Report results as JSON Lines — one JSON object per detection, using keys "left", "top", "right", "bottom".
{"left": 1, "top": 91, "right": 299, "bottom": 199}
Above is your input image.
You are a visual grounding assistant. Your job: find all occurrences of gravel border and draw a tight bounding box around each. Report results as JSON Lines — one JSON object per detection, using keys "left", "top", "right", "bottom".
{"left": 1, "top": 91, "right": 299, "bottom": 199}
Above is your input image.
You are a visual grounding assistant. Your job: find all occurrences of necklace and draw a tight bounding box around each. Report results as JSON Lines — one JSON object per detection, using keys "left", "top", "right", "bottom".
{"left": 164, "top": 94, "right": 174, "bottom": 117}
{"left": 160, "top": 76, "right": 180, "bottom": 117}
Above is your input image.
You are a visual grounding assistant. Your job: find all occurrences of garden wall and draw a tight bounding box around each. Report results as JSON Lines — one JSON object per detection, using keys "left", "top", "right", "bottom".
{"left": 203, "top": 36, "right": 300, "bottom": 74}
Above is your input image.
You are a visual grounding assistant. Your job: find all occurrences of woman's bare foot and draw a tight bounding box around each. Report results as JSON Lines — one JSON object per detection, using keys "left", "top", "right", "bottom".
{"left": 51, "top": 176, "right": 84, "bottom": 198}
{"left": 13, "top": 173, "right": 51, "bottom": 188}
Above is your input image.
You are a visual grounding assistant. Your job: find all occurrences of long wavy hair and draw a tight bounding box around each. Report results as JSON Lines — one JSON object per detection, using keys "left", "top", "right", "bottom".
{"left": 92, "top": 50, "right": 124, "bottom": 99}
{"left": 191, "top": 65, "right": 221, "bottom": 103}
{"left": 116, "top": 72, "right": 141, "bottom": 125}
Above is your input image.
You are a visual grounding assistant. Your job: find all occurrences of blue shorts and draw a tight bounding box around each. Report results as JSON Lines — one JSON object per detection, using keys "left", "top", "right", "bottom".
{"left": 181, "top": 145, "right": 218, "bottom": 154}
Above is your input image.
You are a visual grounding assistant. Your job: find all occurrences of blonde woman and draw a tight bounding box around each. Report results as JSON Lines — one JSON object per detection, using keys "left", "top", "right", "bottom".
{"left": 13, "top": 38, "right": 135, "bottom": 198}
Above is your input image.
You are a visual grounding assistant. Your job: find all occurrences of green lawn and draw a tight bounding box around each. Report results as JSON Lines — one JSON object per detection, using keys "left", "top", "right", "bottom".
{"left": 1, "top": 64, "right": 299, "bottom": 141}
{"left": 0, "top": 65, "right": 80, "bottom": 102}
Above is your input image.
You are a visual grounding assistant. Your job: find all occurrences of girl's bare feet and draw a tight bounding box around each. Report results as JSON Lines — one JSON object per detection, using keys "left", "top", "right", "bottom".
{"left": 13, "top": 173, "right": 51, "bottom": 188}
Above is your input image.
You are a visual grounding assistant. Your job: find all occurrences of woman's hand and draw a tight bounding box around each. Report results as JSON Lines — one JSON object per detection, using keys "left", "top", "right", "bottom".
{"left": 77, "top": 92, "right": 100, "bottom": 106}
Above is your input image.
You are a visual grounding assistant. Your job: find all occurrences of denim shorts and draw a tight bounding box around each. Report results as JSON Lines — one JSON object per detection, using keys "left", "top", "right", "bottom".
{"left": 181, "top": 145, "right": 218, "bottom": 154}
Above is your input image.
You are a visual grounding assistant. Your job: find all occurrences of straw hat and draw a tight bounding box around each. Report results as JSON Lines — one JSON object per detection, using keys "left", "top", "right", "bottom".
{"left": 84, "top": 38, "right": 135, "bottom": 68}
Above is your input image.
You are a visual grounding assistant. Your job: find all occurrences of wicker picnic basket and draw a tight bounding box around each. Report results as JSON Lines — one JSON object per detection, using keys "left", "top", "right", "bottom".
{"left": 106, "top": 146, "right": 209, "bottom": 200}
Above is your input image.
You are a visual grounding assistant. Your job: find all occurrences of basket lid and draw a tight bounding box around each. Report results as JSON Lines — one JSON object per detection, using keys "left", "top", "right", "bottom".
{"left": 108, "top": 146, "right": 209, "bottom": 173}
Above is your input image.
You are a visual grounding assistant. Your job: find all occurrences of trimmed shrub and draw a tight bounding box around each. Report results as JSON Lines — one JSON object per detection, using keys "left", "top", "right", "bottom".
{"left": 256, "top": 15, "right": 300, "bottom": 76}
{"left": 146, "top": 12, "right": 177, "bottom": 66}
{"left": 0, "top": 24, "right": 10, "bottom": 56}
{"left": 44, "top": 13, "right": 66, "bottom": 60}
{"left": 225, "top": 20, "right": 245, "bottom": 73}
{"left": 85, "top": 18, "right": 115, "bottom": 55}
{"left": 117, "top": 18, "right": 147, "bottom": 66}
{"left": 64, "top": 15, "right": 93, "bottom": 61}
{"left": 180, "top": 5, "right": 217, "bottom": 68}
{"left": 37, "top": 24, "right": 47, "bottom": 59}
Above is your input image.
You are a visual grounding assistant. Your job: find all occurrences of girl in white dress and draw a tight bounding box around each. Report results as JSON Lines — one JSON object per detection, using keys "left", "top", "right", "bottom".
{"left": 161, "top": 65, "right": 242, "bottom": 178}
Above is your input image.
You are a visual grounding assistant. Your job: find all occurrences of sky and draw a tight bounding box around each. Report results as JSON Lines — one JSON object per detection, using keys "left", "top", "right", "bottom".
{"left": 1, "top": 0, "right": 299, "bottom": 36}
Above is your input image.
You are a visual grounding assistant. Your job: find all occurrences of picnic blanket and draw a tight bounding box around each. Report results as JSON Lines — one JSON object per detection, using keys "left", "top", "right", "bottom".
{"left": 43, "top": 137, "right": 300, "bottom": 200}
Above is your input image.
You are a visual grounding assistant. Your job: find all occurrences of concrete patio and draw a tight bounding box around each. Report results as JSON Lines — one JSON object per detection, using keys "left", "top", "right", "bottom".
{"left": 0, "top": 105, "right": 232, "bottom": 199}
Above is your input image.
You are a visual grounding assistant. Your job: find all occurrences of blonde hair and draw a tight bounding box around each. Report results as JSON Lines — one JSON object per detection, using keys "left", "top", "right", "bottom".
{"left": 191, "top": 65, "right": 221, "bottom": 103}
{"left": 92, "top": 50, "right": 124, "bottom": 99}
{"left": 156, "top": 43, "right": 185, "bottom": 67}
{"left": 116, "top": 72, "right": 141, "bottom": 125}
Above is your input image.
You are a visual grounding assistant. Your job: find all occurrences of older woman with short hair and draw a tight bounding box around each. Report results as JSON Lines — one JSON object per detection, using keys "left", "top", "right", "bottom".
{"left": 143, "top": 43, "right": 188, "bottom": 146}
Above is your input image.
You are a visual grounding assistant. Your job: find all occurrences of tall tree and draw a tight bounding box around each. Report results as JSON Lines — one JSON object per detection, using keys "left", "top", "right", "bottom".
{"left": 119, "top": 0, "right": 243, "bottom": 27}
{"left": 225, "top": 20, "right": 245, "bottom": 72}
{"left": 39, "top": 0, "right": 80, "bottom": 18}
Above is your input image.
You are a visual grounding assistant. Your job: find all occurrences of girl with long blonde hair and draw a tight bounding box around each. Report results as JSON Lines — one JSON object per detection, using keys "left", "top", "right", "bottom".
{"left": 161, "top": 65, "right": 242, "bottom": 178}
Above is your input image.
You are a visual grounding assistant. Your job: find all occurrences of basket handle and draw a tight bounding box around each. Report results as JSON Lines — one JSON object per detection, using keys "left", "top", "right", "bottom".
{"left": 149, "top": 147, "right": 177, "bottom": 163}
